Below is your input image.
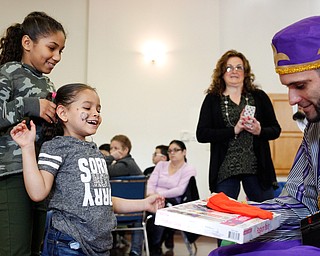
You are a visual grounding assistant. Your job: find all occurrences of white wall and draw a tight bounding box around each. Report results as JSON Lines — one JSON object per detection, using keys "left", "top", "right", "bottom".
{"left": 219, "top": 0, "right": 320, "bottom": 93}
{"left": 87, "top": 0, "right": 220, "bottom": 199}
{"left": 1, "top": 0, "right": 319, "bottom": 199}
{"left": 0, "top": 0, "right": 88, "bottom": 85}
{"left": 87, "top": 0, "right": 319, "bottom": 199}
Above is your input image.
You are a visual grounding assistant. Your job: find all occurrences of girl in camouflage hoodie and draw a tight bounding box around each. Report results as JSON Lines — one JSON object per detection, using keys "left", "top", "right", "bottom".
{"left": 0, "top": 11, "right": 66, "bottom": 255}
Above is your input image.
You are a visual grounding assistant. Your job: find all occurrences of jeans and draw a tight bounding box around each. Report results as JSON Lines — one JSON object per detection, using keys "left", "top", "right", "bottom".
{"left": 42, "top": 225, "right": 86, "bottom": 256}
{"left": 130, "top": 223, "right": 144, "bottom": 255}
{"left": 215, "top": 174, "right": 275, "bottom": 202}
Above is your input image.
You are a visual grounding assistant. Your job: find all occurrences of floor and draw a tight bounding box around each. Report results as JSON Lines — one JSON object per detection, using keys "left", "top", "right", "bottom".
{"left": 111, "top": 232, "right": 218, "bottom": 256}
{"left": 169, "top": 233, "right": 217, "bottom": 256}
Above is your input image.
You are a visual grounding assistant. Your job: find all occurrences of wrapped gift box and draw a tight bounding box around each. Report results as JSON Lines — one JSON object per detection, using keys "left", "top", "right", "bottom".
{"left": 155, "top": 199, "right": 281, "bottom": 244}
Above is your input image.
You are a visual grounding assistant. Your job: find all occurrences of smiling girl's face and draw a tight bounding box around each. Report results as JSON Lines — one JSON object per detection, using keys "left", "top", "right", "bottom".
{"left": 22, "top": 31, "right": 66, "bottom": 74}
{"left": 57, "top": 89, "right": 101, "bottom": 140}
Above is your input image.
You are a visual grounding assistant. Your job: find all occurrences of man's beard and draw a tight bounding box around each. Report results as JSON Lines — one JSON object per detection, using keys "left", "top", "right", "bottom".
{"left": 306, "top": 99, "right": 320, "bottom": 123}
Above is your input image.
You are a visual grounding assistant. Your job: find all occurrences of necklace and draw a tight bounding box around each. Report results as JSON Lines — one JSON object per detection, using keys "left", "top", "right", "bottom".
{"left": 224, "top": 95, "right": 249, "bottom": 127}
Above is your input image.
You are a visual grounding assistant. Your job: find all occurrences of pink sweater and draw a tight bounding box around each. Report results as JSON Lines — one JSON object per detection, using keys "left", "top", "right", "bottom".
{"left": 147, "top": 161, "right": 197, "bottom": 198}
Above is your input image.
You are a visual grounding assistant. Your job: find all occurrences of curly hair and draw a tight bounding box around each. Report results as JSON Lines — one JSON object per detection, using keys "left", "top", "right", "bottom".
{"left": 0, "top": 11, "right": 66, "bottom": 65}
{"left": 206, "top": 50, "right": 258, "bottom": 95}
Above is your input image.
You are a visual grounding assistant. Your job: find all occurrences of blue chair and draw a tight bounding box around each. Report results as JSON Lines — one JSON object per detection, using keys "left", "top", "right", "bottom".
{"left": 274, "top": 181, "right": 286, "bottom": 197}
{"left": 110, "top": 175, "right": 149, "bottom": 256}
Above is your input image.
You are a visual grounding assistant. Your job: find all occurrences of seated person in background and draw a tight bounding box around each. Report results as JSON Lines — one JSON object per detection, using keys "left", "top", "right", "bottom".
{"left": 105, "top": 134, "right": 142, "bottom": 177}
{"left": 129, "top": 145, "right": 169, "bottom": 255}
{"left": 99, "top": 143, "right": 111, "bottom": 156}
{"left": 106, "top": 134, "right": 143, "bottom": 255}
{"left": 146, "top": 140, "right": 197, "bottom": 256}
{"left": 144, "top": 145, "right": 169, "bottom": 178}
{"left": 143, "top": 145, "right": 171, "bottom": 250}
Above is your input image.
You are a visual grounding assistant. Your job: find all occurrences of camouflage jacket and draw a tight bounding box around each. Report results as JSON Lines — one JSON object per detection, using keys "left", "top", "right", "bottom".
{"left": 0, "top": 62, "right": 55, "bottom": 177}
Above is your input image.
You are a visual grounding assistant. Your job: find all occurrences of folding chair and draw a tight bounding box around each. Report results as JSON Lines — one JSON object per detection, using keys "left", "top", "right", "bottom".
{"left": 110, "top": 175, "right": 149, "bottom": 256}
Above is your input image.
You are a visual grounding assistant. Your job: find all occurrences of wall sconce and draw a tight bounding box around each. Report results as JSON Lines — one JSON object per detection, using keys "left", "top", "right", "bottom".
{"left": 142, "top": 41, "right": 166, "bottom": 65}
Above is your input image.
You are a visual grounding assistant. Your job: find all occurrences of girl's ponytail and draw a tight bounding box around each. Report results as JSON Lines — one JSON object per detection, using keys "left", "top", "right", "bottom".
{"left": 0, "top": 23, "right": 24, "bottom": 65}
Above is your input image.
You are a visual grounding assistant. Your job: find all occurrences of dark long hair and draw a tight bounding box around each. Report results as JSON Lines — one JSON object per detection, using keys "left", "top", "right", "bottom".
{"left": 169, "top": 140, "right": 187, "bottom": 162}
{"left": 0, "top": 11, "right": 66, "bottom": 64}
{"left": 41, "top": 83, "right": 96, "bottom": 141}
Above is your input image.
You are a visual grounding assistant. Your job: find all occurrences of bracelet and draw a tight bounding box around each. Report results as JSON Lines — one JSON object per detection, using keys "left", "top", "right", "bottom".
{"left": 234, "top": 134, "right": 238, "bottom": 139}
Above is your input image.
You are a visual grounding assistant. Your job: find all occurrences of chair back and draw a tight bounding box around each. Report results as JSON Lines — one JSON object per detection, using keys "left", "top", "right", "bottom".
{"left": 181, "top": 176, "right": 200, "bottom": 203}
{"left": 110, "top": 175, "right": 147, "bottom": 222}
{"left": 165, "top": 176, "right": 200, "bottom": 244}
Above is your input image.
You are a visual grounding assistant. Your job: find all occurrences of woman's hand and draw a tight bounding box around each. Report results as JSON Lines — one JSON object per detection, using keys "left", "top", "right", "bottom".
{"left": 243, "top": 116, "right": 261, "bottom": 135}
{"left": 234, "top": 109, "right": 246, "bottom": 135}
{"left": 10, "top": 120, "right": 36, "bottom": 148}
{"left": 235, "top": 109, "right": 261, "bottom": 136}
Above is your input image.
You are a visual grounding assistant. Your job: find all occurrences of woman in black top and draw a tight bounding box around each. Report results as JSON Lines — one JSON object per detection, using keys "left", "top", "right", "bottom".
{"left": 196, "top": 49, "right": 281, "bottom": 202}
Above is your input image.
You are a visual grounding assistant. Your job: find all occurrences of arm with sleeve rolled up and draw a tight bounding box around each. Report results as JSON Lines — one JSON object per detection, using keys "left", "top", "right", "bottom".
{"left": 0, "top": 76, "right": 40, "bottom": 129}
{"left": 0, "top": 72, "right": 57, "bottom": 129}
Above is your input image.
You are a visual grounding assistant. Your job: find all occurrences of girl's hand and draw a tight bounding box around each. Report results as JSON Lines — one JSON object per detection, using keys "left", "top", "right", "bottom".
{"left": 10, "top": 120, "right": 36, "bottom": 148}
{"left": 39, "top": 99, "right": 56, "bottom": 123}
{"left": 144, "top": 194, "right": 165, "bottom": 213}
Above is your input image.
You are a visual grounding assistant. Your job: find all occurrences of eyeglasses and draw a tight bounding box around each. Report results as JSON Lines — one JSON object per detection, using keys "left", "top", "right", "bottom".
{"left": 167, "top": 148, "right": 182, "bottom": 154}
{"left": 152, "top": 153, "right": 164, "bottom": 157}
{"left": 225, "top": 65, "right": 244, "bottom": 73}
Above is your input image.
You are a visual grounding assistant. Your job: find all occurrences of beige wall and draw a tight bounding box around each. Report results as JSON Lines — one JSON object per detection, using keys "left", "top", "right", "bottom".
{"left": 1, "top": 0, "right": 319, "bottom": 198}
